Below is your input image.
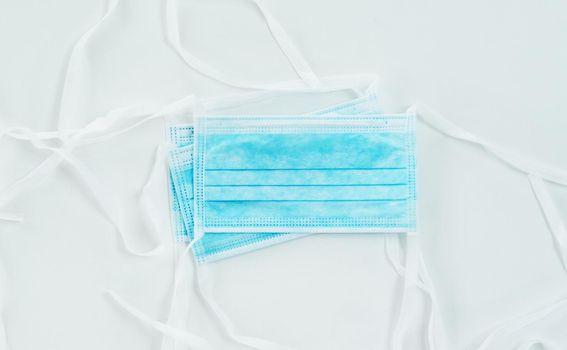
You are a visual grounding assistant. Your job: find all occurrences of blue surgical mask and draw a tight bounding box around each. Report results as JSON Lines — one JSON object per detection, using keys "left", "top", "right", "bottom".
{"left": 193, "top": 113, "right": 416, "bottom": 236}
{"left": 168, "top": 89, "right": 386, "bottom": 262}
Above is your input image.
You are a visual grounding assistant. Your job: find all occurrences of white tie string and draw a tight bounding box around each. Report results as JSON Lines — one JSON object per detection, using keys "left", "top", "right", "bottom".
{"left": 165, "top": 0, "right": 318, "bottom": 90}
{"left": 528, "top": 174, "right": 567, "bottom": 273}
{"left": 57, "top": 0, "right": 121, "bottom": 131}
{"left": 105, "top": 288, "right": 215, "bottom": 350}
{"left": 475, "top": 297, "right": 567, "bottom": 350}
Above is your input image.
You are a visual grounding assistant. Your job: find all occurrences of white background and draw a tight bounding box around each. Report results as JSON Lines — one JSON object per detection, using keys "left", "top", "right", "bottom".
{"left": 1, "top": 0, "right": 567, "bottom": 349}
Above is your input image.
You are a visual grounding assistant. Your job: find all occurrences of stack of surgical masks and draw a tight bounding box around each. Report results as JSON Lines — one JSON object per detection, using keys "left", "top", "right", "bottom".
{"left": 167, "top": 87, "right": 417, "bottom": 263}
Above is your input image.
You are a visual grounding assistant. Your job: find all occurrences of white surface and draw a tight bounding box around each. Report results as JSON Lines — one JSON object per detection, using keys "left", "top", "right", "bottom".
{"left": 1, "top": 0, "right": 567, "bottom": 349}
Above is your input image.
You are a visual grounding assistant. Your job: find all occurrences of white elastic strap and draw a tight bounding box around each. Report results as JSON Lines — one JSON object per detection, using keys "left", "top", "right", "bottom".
{"left": 194, "top": 262, "right": 296, "bottom": 350}
{"left": 165, "top": 0, "right": 318, "bottom": 90}
{"left": 416, "top": 105, "right": 567, "bottom": 332}
{"left": 160, "top": 237, "right": 202, "bottom": 350}
{"left": 68, "top": 103, "right": 166, "bottom": 147}
{"left": 108, "top": 238, "right": 202, "bottom": 350}
{"left": 415, "top": 104, "right": 567, "bottom": 186}
{"left": 105, "top": 289, "right": 214, "bottom": 350}
{"left": 0, "top": 128, "right": 74, "bottom": 208}
{"left": 0, "top": 100, "right": 196, "bottom": 256}
{"left": 139, "top": 144, "right": 169, "bottom": 254}
{"left": 57, "top": 0, "right": 120, "bottom": 130}
{"left": 475, "top": 297, "right": 567, "bottom": 350}
{"left": 249, "top": 0, "right": 319, "bottom": 87}
{"left": 60, "top": 151, "right": 163, "bottom": 257}
{"left": 385, "top": 235, "right": 448, "bottom": 350}
{"left": 2, "top": 127, "right": 71, "bottom": 141}
{"left": 389, "top": 232, "right": 425, "bottom": 350}
{"left": 161, "top": 216, "right": 295, "bottom": 350}
{"left": 384, "top": 235, "right": 404, "bottom": 276}
{"left": 417, "top": 254, "right": 449, "bottom": 350}
{"left": 0, "top": 104, "right": 164, "bottom": 206}
{"left": 0, "top": 152, "right": 64, "bottom": 208}
{"left": 528, "top": 174, "right": 567, "bottom": 273}
{"left": 159, "top": 243, "right": 194, "bottom": 350}
{"left": 0, "top": 128, "right": 162, "bottom": 257}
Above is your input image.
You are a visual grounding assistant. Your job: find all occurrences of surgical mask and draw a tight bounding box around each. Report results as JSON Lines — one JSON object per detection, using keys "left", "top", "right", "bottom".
{"left": 168, "top": 86, "right": 384, "bottom": 263}
{"left": 162, "top": 88, "right": 421, "bottom": 350}
{"left": 192, "top": 112, "right": 416, "bottom": 237}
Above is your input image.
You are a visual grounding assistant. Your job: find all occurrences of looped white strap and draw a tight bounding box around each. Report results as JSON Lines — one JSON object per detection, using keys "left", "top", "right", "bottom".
{"left": 3, "top": 127, "right": 71, "bottom": 142}
{"left": 58, "top": 0, "right": 121, "bottom": 130}
{"left": 416, "top": 104, "right": 567, "bottom": 276}
{"left": 159, "top": 233, "right": 296, "bottom": 350}
{"left": 139, "top": 144, "right": 168, "bottom": 251}
{"left": 385, "top": 235, "right": 448, "bottom": 350}
{"left": 0, "top": 127, "right": 162, "bottom": 257}
{"left": 194, "top": 262, "right": 297, "bottom": 350}
{"left": 108, "top": 239, "right": 201, "bottom": 349}
{"left": 528, "top": 174, "right": 567, "bottom": 273}
{"left": 159, "top": 241, "right": 198, "bottom": 350}
{"left": 415, "top": 104, "right": 567, "bottom": 186}
{"left": 418, "top": 254, "right": 449, "bottom": 350}
{"left": 475, "top": 297, "right": 567, "bottom": 350}
{"left": 0, "top": 96, "right": 201, "bottom": 257}
{"left": 105, "top": 289, "right": 214, "bottom": 350}
{"left": 165, "top": 0, "right": 318, "bottom": 90}
{"left": 60, "top": 150, "right": 163, "bottom": 257}
{"left": 249, "top": 0, "right": 319, "bottom": 87}
{"left": 390, "top": 232, "right": 420, "bottom": 350}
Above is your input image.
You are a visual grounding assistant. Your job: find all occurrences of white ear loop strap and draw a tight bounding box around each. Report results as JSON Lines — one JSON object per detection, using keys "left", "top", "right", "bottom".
{"left": 528, "top": 174, "right": 567, "bottom": 273}
{"left": 0, "top": 96, "right": 198, "bottom": 255}
{"left": 475, "top": 297, "right": 567, "bottom": 350}
{"left": 193, "top": 262, "right": 297, "bottom": 350}
{"left": 159, "top": 242, "right": 193, "bottom": 350}
{"left": 165, "top": 0, "right": 318, "bottom": 90}
{"left": 384, "top": 236, "right": 449, "bottom": 350}
{"left": 416, "top": 105, "right": 567, "bottom": 349}
{"left": 390, "top": 232, "right": 419, "bottom": 350}
{"left": 0, "top": 127, "right": 162, "bottom": 257}
{"left": 105, "top": 289, "right": 214, "bottom": 350}
{"left": 415, "top": 104, "right": 567, "bottom": 186}
{"left": 106, "top": 237, "right": 213, "bottom": 347}
{"left": 249, "top": 0, "right": 319, "bottom": 87}
{"left": 57, "top": 0, "right": 120, "bottom": 131}
{"left": 387, "top": 233, "right": 449, "bottom": 350}
{"left": 110, "top": 234, "right": 297, "bottom": 350}
{"left": 139, "top": 143, "right": 169, "bottom": 248}
{"left": 0, "top": 103, "right": 162, "bottom": 207}
{"left": 161, "top": 209, "right": 296, "bottom": 349}
{"left": 417, "top": 104, "right": 567, "bottom": 275}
